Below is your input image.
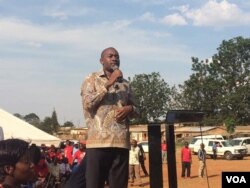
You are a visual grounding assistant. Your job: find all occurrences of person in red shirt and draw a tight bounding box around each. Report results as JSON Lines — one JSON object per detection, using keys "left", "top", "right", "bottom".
{"left": 56, "top": 148, "right": 63, "bottom": 161}
{"left": 72, "top": 143, "right": 86, "bottom": 167}
{"left": 64, "top": 140, "right": 73, "bottom": 165}
{"left": 34, "top": 157, "right": 49, "bottom": 187}
{"left": 161, "top": 140, "right": 167, "bottom": 163}
{"left": 181, "top": 142, "right": 192, "bottom": 178}
{"left": 47, "top": 145, "right": 57, "bottom": 160}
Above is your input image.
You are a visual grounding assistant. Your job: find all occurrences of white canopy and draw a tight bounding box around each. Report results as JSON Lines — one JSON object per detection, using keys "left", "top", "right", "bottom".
{"left": 0, "top": 108, "right": 61, "bottom": 146}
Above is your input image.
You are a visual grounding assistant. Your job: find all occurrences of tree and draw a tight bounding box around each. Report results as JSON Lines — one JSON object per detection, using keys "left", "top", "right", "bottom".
{"left": 224, "top": 117, "right": 236, "bottom": 136}
{"left": 13, "top": 113, "right": 23, "bottom": 119}
{"left": 51, "top": 109, "right": 60, "bottom": 132}
{"left": 63, "top": 121, "right": 74, "bottom": 127}
{"left": 179, "top": 36, "right": 250, "bottom": 125}
{"left": 129, "top": 72, "right": 172, "bottom": 124}
{"left": 212, "top": 37, "right": 250, "bottom": 124}
{"left": 24, "top": 113, "right": 40, "bottom": 127}
{"left": 39, "top": 117, "right": 53, "bottom": 134}
{"left": 179, "top": 58, "right": 223, "bottom": 125}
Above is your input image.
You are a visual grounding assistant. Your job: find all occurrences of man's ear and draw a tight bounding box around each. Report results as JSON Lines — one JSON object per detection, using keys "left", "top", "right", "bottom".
{"left": 100, "top": 59, "right": 103, "bottom": 65}
{"left": 3, "top": 165, "right": 15, "bottom": 175}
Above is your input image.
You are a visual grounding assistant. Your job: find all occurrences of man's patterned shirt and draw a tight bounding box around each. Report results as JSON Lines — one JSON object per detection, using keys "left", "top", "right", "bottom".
{"left": 81, "top": 70, "right": 138, "bottom": 149}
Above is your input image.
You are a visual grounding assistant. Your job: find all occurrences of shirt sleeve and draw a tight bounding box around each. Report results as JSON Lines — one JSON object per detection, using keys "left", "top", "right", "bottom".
{"left": 81, "top": 74, "right": 108, "bottom": 111}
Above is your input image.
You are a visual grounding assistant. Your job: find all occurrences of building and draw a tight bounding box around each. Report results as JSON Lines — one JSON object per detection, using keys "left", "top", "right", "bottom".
{"left": 56, "top": 124, "right": 250, "bottom": 142}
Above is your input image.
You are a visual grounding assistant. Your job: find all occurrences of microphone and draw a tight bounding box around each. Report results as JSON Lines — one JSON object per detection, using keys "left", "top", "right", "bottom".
{"left": 112, "top": 65, "right": 123, "bottom": 83}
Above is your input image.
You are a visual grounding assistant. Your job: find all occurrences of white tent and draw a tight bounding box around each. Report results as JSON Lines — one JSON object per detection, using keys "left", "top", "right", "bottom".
{"left": 0, "top": 108, "right": 61, "bottom": 146}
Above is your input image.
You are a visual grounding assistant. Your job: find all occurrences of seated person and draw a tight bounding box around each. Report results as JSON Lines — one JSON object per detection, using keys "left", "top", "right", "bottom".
{"left": 59, "top": 157, "right": 71, "bottom": 184}
{"left": 34, "top": 155, "right": 49, "bottom": 188}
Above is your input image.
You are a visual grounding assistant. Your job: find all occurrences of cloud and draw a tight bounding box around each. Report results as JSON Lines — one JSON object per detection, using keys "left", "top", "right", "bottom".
{"left": 152, "top": 31, "right": 171, "bottom": 38}
{"left": 111, "top": 20, "right": 133, "bottom": 30}
{"left": 0, "top": 17, "right": 191, "bottom": 60}
{"left": 160, "top": 13, "right": 188, "bottom": 26}
{"left": 25, "top": 42, "right": 42, "bottom": 48}
{"left": 184, "top": 0, "right": 250, "bottom": 27}
{"left": 43, "top": 4, "right": 95, "bottom": 20}
{"left": 171, "top": 4, "right": 190, "bottom": 13}
{"left": 162, "top": 0, "right": 250, "bottom": 27}
{"left": 45, "top": 10, "right": 68, "bottom": 20}
{"left": 138, "top": 12, "right": 156, "bottom": 22}
{"left": 125, "top": 0, "right": 168, "bottom": 6}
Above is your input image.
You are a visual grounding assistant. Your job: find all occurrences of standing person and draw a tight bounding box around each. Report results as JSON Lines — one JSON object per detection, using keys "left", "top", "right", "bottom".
{"left": 161, "top": 140, "right": 167, "bottom": 163}
{"left": 81, "top": 47, "right": 138, "bottom": 188}
{"left": 64, "top": 140, "right": 73, "bottom": 165}
{"left": 198, "top": 143, "right": 206, "bottom": 178}
{"left": 129, "top": 139, "right": 143, "bottom": 187}
{"left": 138, "top": 143, "right": 149, "bottom": 177}
{"left": 72, "top": 143, "right": 79, "bottom": 170}
{"left": 181, "top": 142, "right": 192, "bottom": 178}
{"left": 212, "top": 142, "right": 217, "bottom": 160}
{"left": 0, "top": 139, "right": 41, "bottom": 188}
{"left": 72, "top": 143, "right": 86, "bottom": 171}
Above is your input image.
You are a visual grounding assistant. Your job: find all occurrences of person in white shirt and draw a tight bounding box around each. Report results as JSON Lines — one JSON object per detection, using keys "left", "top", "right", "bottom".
{"left": 129, "top": 139, "right": 143, "bottom": 187}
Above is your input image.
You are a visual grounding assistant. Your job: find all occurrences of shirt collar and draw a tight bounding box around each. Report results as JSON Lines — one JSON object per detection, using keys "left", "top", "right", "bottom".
{"left": 97, "top": 69, "right": 106, "bottom": 77}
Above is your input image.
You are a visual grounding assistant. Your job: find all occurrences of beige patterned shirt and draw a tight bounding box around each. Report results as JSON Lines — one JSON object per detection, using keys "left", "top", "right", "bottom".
{"left": 81, "top": 70, "right": 138, "bottom": 149}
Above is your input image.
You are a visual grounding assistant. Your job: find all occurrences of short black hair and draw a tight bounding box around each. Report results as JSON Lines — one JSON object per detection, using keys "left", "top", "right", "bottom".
{"left": 0, "top": 139, "right": 29, "bottom": 166}
{"left": 0, "top": 139, "right": 41, "bottom": 174}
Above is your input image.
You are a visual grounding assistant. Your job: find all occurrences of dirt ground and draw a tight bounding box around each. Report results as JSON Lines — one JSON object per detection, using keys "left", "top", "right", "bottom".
{"left": 128, "top": 147, "right": 250, "bottom": 188}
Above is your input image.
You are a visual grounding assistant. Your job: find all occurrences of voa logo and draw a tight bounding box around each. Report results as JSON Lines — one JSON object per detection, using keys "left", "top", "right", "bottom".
{"left": 226, "top": 176, "right": 246, "bottom": 184}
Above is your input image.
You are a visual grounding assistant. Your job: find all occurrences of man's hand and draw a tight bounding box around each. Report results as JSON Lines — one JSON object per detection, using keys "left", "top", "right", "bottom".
{"left": 115, "top": 105, "right": 133, "bottom": 122}
{"left": 105, "top": 69, "right": 123, "bottom": 89}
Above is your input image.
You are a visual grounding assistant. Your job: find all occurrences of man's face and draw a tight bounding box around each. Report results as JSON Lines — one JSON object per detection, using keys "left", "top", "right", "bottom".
{"left": 100, "top": 48, "right": 120, "bottom": 72}
{"left": 131, "top": 140, "right": 137, "bottom": 147}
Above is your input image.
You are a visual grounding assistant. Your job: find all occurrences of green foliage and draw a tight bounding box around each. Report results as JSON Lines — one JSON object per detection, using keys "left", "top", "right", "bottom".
{"left": 24, "top": 113, "right": 40, "bottom": 127}
{"left": 34, "top": 110, "right": 60, "bottom": 134}
{"left": 51, "top": 109, "right": 60, "bottom": 132}
{"left": 14, "top": 111, "right": 60, "bottom": 134}
{"left": 63, "top": 121, "right": 74, "bottom": 127}
{"left": 179, "top": 36, "right": 250, "bottom": 125}
{"left": 130, "top": 72, "right": 172, "bottom": 124}
{"left": 13, "top": 113, "right": 23, "bottom": 119}
{"left": 224, "top": 117, "right": 236, "bottom": 135}
{"left": 39, "top": 117, "right": 53, "bottom": 134}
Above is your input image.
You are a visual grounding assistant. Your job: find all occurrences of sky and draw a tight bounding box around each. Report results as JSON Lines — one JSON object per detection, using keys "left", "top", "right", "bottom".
{"left": 0, "top": 0, "right": 249, "bottom": 126}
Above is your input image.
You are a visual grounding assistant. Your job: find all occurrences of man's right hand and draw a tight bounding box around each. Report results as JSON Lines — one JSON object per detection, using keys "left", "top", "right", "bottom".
{"left": 105, "top": 69, "right": 123, "bottom": 89}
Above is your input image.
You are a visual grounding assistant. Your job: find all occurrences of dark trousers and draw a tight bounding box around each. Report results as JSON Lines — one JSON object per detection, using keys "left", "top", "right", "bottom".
{"left": 213, "top": 150, "right": 217, "bottom": 159}
{"left": 139, "top": 160, "right": 149, "bottom": 176}
{"left": 64, "top": 155, "right": 87, "bottom": 188}
{"left": 181, "top": 162, "right": 191, "bottom": 177}
{"left": 86, "top": 148, "right": 129, "bottom": 188}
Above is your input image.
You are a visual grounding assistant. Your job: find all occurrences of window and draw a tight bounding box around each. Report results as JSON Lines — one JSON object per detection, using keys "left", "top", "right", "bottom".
{"left": 246, "top": 139, "right": 250, "bottom": 144}
{"left": 208, "top": 141, "right": 213, "bottom": 146}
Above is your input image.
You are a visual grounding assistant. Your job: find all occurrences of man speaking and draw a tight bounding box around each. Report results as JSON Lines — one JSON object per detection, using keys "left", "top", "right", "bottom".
{"left": 81, "top": 47, "right": 138, "bottom": 188}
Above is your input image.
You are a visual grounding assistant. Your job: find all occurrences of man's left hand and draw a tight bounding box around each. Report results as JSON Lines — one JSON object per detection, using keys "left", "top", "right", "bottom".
{"left": 115, "top": 105, "right": 133, "bottom": 122}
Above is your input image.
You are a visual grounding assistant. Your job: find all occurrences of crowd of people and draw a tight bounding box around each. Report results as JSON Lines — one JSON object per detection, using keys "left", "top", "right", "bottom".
{"left": 38, "top": 140, "right": 86, "bottom": 188}
{"left": 1, "top": 137, "right": 212, "bottom": 188}
{"left": 0, "top": 139, "right": 86, "bottom": 188}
